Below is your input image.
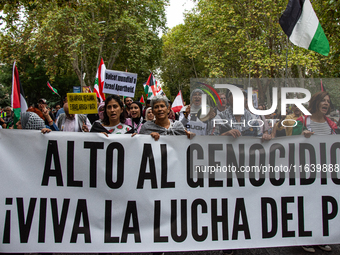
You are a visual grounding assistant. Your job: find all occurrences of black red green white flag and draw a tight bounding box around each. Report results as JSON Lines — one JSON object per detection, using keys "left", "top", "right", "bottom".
{"left": 139, "top": 95, "right": 145, "bottom": 104}
{"left": 47, "top": 81, "right": 60, "bottom": 97}
{"left": 279, "top": 0, "right": 330, "bottom": 56}
{"left": 12, "top": 62, "right": 28, "bottom": 128}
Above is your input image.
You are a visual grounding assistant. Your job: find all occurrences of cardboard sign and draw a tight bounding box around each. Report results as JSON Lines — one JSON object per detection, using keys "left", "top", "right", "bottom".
{"left": 103, "top": 69, "right": 137, "bottom": 97}
{"left": 67, "top": 93, "right": 98, "bottom": 114}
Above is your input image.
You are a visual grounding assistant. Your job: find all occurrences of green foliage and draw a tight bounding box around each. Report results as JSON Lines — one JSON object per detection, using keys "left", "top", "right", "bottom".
{"left": 160, "top": 0, "right": 339, "bottom": 104}
{"left": 0, "top": 64, "right": 12, "bottom": 107}
{"left": 0, "top": 0, "right": 168, "bottom": 101}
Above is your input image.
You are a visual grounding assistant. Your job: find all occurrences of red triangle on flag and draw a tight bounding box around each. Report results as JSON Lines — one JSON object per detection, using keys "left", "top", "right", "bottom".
{"left": 139, "top": 95, "right": 145, "bottom": 104}
{"left": 146, "top": 73, "right": 157, "bottom": 96}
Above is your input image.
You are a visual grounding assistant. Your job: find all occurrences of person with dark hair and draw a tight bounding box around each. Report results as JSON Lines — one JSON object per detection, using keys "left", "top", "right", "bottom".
{"left": 282, "top": 104, "right": 302, "bottom": 136}
{"left": 55, "top": 95, "right": 68, "bottom": 118}
{"left": 271, "top": 113, "right": 286, "bottom": 138}
{"left": 292, "top": 91, "right": 337, "bottom": 137}
{"left": 292, "top": 91, "right": 334, "bottom": 253}
{"left": 38, "top": 98, "right": 55, "bottom": 125}
{"left": 28, "top": 105, "right": 59, "bottom": 131}
{"left": 123, "top": 96, "right": 133, "bottom": 118}
{"left": 125, "top": 101, "right": 145, "bottom": 133}
{"left": 167, "top": 99, "right": 176, "bottom": 121}
{"left": 90, "top": 95, "right": 131, "bottom": 135}
{"left": 87, "top": 97, "right": 101, "bottom": 124}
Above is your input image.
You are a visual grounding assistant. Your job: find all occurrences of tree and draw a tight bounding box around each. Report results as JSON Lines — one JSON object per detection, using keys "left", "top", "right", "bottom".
{"left": 160, "top": 25, "right": 206, "bottom": 102}
{"left": 160, "top": 0, "right": 338, "bottom": 105}
{"left": 0, "top": 0, "right": 168, "bottom": 100}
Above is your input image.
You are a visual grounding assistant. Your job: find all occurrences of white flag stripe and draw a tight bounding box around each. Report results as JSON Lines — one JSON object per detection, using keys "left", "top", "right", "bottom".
{"left": 290, "top": 0, "right": 319, "bottom": 48}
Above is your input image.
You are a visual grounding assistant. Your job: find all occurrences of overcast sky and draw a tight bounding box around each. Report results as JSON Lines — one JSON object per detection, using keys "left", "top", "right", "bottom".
{"left": 165, "top": 0, "right": 196, "bottom": 29}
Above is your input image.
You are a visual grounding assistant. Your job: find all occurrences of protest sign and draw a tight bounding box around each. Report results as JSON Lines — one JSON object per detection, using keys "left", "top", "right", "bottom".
{"left": 103, "top": 69, "right": 137, "bottom": 97}
{"left": 0, "top": 131, "right": 339, "bottom": 253}
{"left": 67, "top": 93, "right": 98, "bottom": 114}
{"left": 73, "top": 86, "right": 81, "bottom": 93}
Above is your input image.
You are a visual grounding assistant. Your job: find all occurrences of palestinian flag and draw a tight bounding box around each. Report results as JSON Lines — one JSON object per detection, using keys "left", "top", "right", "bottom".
{"left": 12, "top": 62, "right": 28, "bottom": 128}
{"left": 94, "top": 58, "right": 106, "bottom": 102}
{"left": 139, "top": 95, "right": 145, "bottom": 104}
{"left": 144, "top": 73, "right": 157, "bottom": 97}
{"left": 47, "top": 81, "right": 60, "bottom": 96}
{"left": 279, "top": 0, "right": 330, "bottom": 56}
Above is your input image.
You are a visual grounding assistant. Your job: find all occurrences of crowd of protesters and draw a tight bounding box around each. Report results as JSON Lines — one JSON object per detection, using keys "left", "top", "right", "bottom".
{"left": 0, "top": 89, "right": 337, "bottom": 254}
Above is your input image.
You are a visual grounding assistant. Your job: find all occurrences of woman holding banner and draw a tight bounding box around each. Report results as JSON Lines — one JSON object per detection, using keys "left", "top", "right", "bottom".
{"left": 292, "top": 91, "right": 334, "bottom": 253}
{"left": 90, "top": 95, "right": 131, "bottom": 135}
{"left": 292, "top": 91, "right": 338, "bottom": 137}
{"left": 139, "top": 95, "right": 194, "bottom": 140}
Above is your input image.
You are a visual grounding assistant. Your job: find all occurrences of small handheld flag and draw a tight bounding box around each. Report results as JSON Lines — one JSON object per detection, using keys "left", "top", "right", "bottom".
{"left": 47, "top": 81, "right": 61, "bottom": 97}
{"left": 139, "top": 95, "right": 145, "bottom": 104}
{"left": 172, "top": 90, "right": 184, "bottom": 113}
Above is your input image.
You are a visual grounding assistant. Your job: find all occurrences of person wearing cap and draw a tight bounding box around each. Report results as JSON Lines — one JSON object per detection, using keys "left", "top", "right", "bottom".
{"left": 38, "top": 98, "right": 55, "bottom": 125}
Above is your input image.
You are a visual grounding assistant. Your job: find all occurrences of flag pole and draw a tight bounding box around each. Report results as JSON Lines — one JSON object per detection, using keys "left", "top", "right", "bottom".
{"left": 285, "top": 36, "right": 289, "bottom": 87}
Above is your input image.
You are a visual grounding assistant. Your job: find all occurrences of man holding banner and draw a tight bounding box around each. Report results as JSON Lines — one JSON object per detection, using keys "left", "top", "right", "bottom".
{"left": 56, "top": 103, "right": 91, "bottom": 132}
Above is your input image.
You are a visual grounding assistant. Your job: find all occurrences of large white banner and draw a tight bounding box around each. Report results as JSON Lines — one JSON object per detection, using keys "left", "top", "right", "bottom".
{"left": 0, "top": 130, "right": 340, "bottom": 253}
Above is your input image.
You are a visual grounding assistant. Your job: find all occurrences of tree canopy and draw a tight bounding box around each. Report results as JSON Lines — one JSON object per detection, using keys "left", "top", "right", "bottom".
{"left": 0, "top": 0, "right": 168, "bottom": 105}
{"left": 160, "top": 0, "right": 340, "bottom": 104}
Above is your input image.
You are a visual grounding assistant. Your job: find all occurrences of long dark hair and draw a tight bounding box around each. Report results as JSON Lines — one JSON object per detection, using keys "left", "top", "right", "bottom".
{"left": 102, "top": 95, "right": 125, "bottom": 125}
{"left": 308, "top": 91, "right": 331, "bottom": 115}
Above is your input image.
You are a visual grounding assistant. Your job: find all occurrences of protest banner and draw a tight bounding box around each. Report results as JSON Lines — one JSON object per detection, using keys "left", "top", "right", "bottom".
{"left": 0, "top": 131, "right": 339, "bottom": 253}
{"left": 103, "top": 69, "right": 137, "bottom": 98}
{"left": 67, "top": 93, "right": 98, "bottom": 114}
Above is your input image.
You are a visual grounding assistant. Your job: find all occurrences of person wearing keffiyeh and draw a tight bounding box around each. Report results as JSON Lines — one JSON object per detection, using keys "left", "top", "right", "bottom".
{"left": 16, "top": 112, "right": 52, "bottom": 133}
